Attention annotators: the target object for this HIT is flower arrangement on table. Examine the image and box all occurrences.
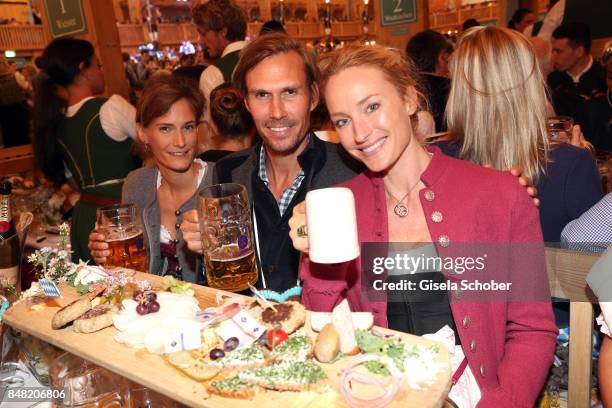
[22,223,153,303]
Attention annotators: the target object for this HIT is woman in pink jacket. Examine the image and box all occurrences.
[289,44,557,407]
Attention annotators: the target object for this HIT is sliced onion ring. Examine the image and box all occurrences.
[340,354,401,408]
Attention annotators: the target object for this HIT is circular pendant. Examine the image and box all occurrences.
[394,203,408,217]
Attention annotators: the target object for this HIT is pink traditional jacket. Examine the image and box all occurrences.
[300,147,557,407]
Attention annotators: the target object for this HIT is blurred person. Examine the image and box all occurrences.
[548,22,607,141]
[32,38,140,263]
[192,0,247,104]
[0,55,30,147]
[31,6,42,24]
[259,19,286,36]
[462,18,480,30]
[136,49,152,82]
[179,53,195,68]
[198,83,255,162]
[443,26,603,242]
[14,65,31,93]
[288,44,557,407]
[508,8,536,33]
[122,52,139,90]
[581,41,611,152]
[561,193,612,252]
[142,0,161,42]
[89,76,211,283]
[405,30,453,132]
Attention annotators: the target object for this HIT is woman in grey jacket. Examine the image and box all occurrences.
[88,76,211,283]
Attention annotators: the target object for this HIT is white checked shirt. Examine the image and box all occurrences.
[561,192,612,253]
[258,145,305,217]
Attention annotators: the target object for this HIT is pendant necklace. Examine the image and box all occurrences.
[385,178,422,218]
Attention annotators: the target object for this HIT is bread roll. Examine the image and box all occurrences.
[314,324,340,363]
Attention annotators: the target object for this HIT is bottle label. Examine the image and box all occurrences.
[0,194,10,233]
[0,266,19,287]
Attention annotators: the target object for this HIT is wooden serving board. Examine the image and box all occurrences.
[4,273,451,408]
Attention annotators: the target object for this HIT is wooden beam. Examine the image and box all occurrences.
[127,0,142,24]
[112,0,124,23]
[258,0,272,21]
[568,302,593,408]
[79,0,130,99]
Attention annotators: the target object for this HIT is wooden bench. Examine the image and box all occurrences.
[0,144,35,175]
[545,247,601,408]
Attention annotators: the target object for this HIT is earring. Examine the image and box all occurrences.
[144,143,150,152]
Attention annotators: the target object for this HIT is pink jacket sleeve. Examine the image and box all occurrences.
[299,253,355,312]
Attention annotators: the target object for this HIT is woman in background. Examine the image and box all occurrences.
[198,83,256,162]
[33,38,139,262]
[88,76,211,283]
[442,26,602,242]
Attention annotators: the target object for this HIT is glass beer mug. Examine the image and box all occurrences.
[96,204,147,271]
[197,183,258,292]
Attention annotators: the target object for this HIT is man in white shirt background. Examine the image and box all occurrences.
[192,0,248,106]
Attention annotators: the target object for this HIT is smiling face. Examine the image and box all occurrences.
[244,51,318,156]
[325,65,418,173]
[138,98,198,173]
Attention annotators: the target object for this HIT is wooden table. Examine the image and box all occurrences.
[4,273,451,407]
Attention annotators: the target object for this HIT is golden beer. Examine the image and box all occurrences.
[198,183,258,292]
[204,245,257,292]
[103,230,148,271]
[97,204,147,271]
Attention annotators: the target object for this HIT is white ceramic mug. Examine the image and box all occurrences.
[305,187,360,264]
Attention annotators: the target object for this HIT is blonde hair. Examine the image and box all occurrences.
[446,26,549,182]
[318,44,427,132]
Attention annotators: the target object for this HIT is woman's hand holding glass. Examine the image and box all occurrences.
[88,229,109,265]
[180,209,203,254]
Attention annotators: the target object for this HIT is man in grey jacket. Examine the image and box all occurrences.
[182,33,362,293]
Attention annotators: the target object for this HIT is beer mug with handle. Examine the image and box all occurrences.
[197,183,258,292]
[96,204,147,271]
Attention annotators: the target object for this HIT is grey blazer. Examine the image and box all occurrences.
[121,163,213,283]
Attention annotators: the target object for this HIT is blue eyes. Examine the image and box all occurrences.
[334,102,381,129]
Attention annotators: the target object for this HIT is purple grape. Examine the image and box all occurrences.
[209,348,225,360]
[223,337,239,351]
[132,290,143,301]
[146,292,157,302]
[147,301,160,313]
[136,303,149,315]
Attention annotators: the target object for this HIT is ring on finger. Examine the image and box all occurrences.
[297,225,308,238]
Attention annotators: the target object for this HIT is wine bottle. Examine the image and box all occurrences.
[0,182,21,295]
